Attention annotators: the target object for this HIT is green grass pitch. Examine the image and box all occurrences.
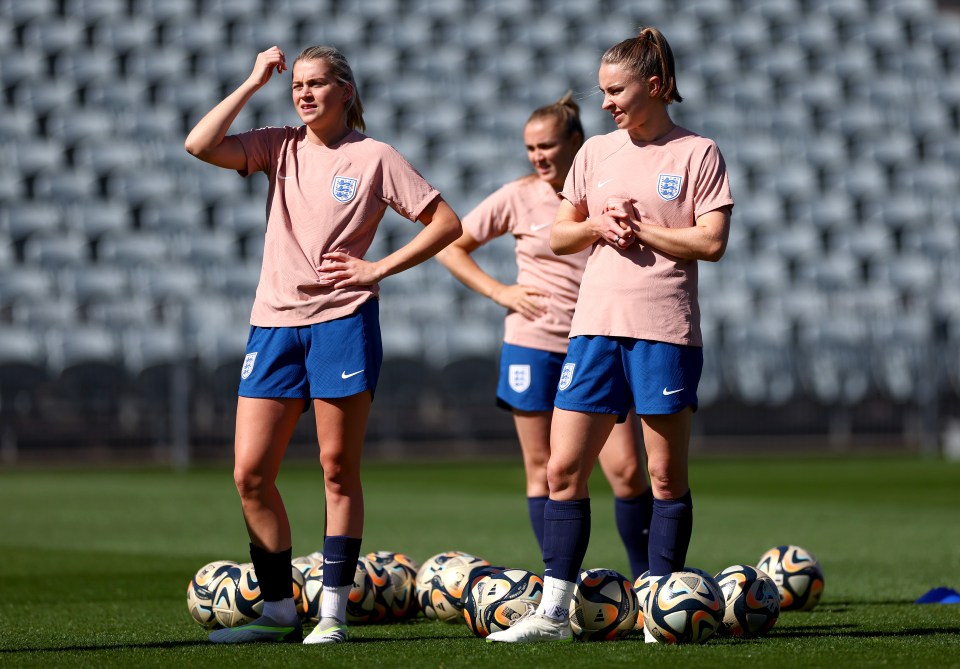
[1,455,959,668]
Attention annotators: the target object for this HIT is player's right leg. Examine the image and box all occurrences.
[209,395,306,644]
[489,407,617,644]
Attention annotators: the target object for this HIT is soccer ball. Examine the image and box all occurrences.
[462,568,542,638]
[292,553,323,578]
[645,571,725,644]
[756,545,824,611]
[714,564,780,637]
[632,570,656,630]
[186,560,237,628]
[569,568,639,641]
[415,551,490,622]
[347,556,394,624]
[212,563,261,628]
[212,563,306,627]
[366,551,421,620]
[301,563,324,622]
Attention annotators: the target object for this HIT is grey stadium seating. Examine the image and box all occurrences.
[0,0,958,452]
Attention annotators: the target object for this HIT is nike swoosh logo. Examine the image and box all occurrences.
[341,370,364,379]
[531,222,551,232]
[662,387,684,395]
[278,175,292,180]
[598,178,614,188]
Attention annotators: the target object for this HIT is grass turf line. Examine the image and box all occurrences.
[0,456,958,668]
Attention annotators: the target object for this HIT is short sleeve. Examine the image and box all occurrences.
[559,142,590,216]
[462,186,513,245]
[377,144,440,221]
[232,127,288,178]
[693,142,734,219]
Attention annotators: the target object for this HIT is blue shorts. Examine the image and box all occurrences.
[496,343,567,412]
[554,335,702,418]
[238,299,382,400]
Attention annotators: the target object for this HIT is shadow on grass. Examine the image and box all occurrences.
[771,625,960,639]
[0,640,209,654]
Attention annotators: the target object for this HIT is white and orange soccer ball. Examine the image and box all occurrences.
[756,545,824,611]
[462,568,541,637]
[186,560,238,628]
[714,564,780,637]
[644,570,725,644]
[569,568,639,641]
[415,551,490,622]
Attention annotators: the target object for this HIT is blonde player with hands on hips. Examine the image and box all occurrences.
[487,27,733,643]
[436,93,654,581]
[184,45,461,645]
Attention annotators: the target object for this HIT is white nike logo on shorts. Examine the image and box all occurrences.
[342,369,364,379]
[662,387,684,395]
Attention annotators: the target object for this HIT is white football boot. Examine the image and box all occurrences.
[486,610,572,643]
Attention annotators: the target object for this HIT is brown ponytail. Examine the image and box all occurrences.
[526,90,585,145]
[601,27,682,104]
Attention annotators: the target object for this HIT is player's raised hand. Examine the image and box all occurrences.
[491,284,550,320]
[247,46,287,88]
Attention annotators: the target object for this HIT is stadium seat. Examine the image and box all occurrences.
[59,264,130,306]
[22,233,91,269]
[52,47,121,86]
[64,201,132,242]
[0,107,38,142]
[0,267,56,308]
[98,232,171,268]
[32,169,101,204]
[11,298,80,328]
[1,201,64,243]
[73,137,146,176]
[0,326,49,429]
[46,108,118,145]
[159,14,228,50]
[45,325,129,424]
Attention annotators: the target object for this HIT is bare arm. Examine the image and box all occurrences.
[636,206,731,262]
[184,46,287,169]
[436,229,549,320]
[318,197,463,288]
[550,199,635,255]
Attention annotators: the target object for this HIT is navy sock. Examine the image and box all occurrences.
[527,495,548,553]
[249,543,293,602]
[615,489,653,580]
[323,535,362,587]
[648,490,693,576]
[542,498,591,583]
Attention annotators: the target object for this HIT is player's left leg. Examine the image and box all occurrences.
[642,408,694,576]
[303,391,372,645]
[598,411,653,580]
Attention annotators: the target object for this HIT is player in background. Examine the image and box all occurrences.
[184,45,461,645]
[487,27,733,643]
[436,93,653,581]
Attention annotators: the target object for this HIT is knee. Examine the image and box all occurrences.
[546,457,580,497]
[320,456,359,497]
[646,461,686,499]
[233,467,269,500]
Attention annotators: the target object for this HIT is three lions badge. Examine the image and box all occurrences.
[657,174,683,201]
[508,364,531,393]
[332,175,359,203]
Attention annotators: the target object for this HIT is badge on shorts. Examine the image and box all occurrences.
[657,174,683,201]
[332,175,359,203]
[558,363,576,391]
[241,352,257,380]
[508,364,531,393]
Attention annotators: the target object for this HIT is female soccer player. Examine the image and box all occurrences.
[436,93,653,580]
[184,45,461,644]
[487,27,733,643]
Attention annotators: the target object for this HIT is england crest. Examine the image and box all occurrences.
[508,364,531,393]
[558,363,576,391]
[331,175,359,203]
[657,174,683,201]
[241,352,257,380]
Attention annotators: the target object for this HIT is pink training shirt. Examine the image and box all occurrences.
[464,175,590,354]
[561,126,733,346]
[234,126,440,326]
